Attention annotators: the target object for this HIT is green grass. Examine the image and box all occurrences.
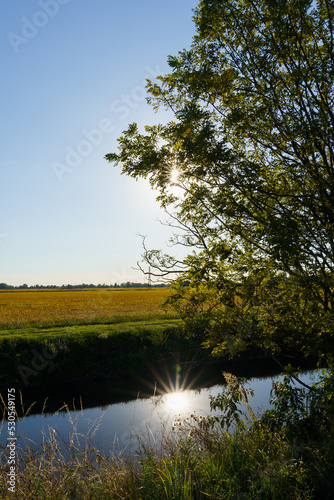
[0,315,181,338]
[0,310,180,331]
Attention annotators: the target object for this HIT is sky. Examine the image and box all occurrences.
[1,0,198,286]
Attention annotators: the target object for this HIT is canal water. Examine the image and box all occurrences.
[0,358,321,458]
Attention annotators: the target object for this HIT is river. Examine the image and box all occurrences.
[0,357,321,458]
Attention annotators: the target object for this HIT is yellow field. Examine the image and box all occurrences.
[0,288,172,328]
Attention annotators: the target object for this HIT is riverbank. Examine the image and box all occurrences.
[0,316,206,390]
[0,287,324,391]
[0,288,197,390]
[1,313,319,393]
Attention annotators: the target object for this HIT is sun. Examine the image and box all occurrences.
[167,166,184,198]
[170,167,180,185]
[163,391,189,413]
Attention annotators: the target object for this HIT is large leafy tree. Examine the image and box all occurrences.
[106,0,334,359]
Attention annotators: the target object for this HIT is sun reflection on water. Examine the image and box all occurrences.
[163,391,189,413]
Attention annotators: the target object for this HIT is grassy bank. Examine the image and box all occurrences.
[0,315,209,389]
[1,369,333,499]
[0,287,324,390]
[0,288,203,389]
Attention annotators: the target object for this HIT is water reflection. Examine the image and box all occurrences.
[0,357,320,458]
[163,391,190,413]
[0,356,304,418]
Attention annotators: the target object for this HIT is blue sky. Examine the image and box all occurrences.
[1,0,197,286]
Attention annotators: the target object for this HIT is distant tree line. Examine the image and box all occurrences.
[0,282,169,290]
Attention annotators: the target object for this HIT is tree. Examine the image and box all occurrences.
[106,0,334,359]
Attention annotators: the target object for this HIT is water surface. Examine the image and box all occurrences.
[0,358,321,458]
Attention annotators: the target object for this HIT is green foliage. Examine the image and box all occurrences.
[208,372,255,430]
[170,368,334,498]
[261,359,334,440]
[106,0,334,358]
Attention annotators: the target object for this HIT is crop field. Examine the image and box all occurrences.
[0,288,173,328]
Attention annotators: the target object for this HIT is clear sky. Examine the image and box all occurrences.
[1,0,197,286]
